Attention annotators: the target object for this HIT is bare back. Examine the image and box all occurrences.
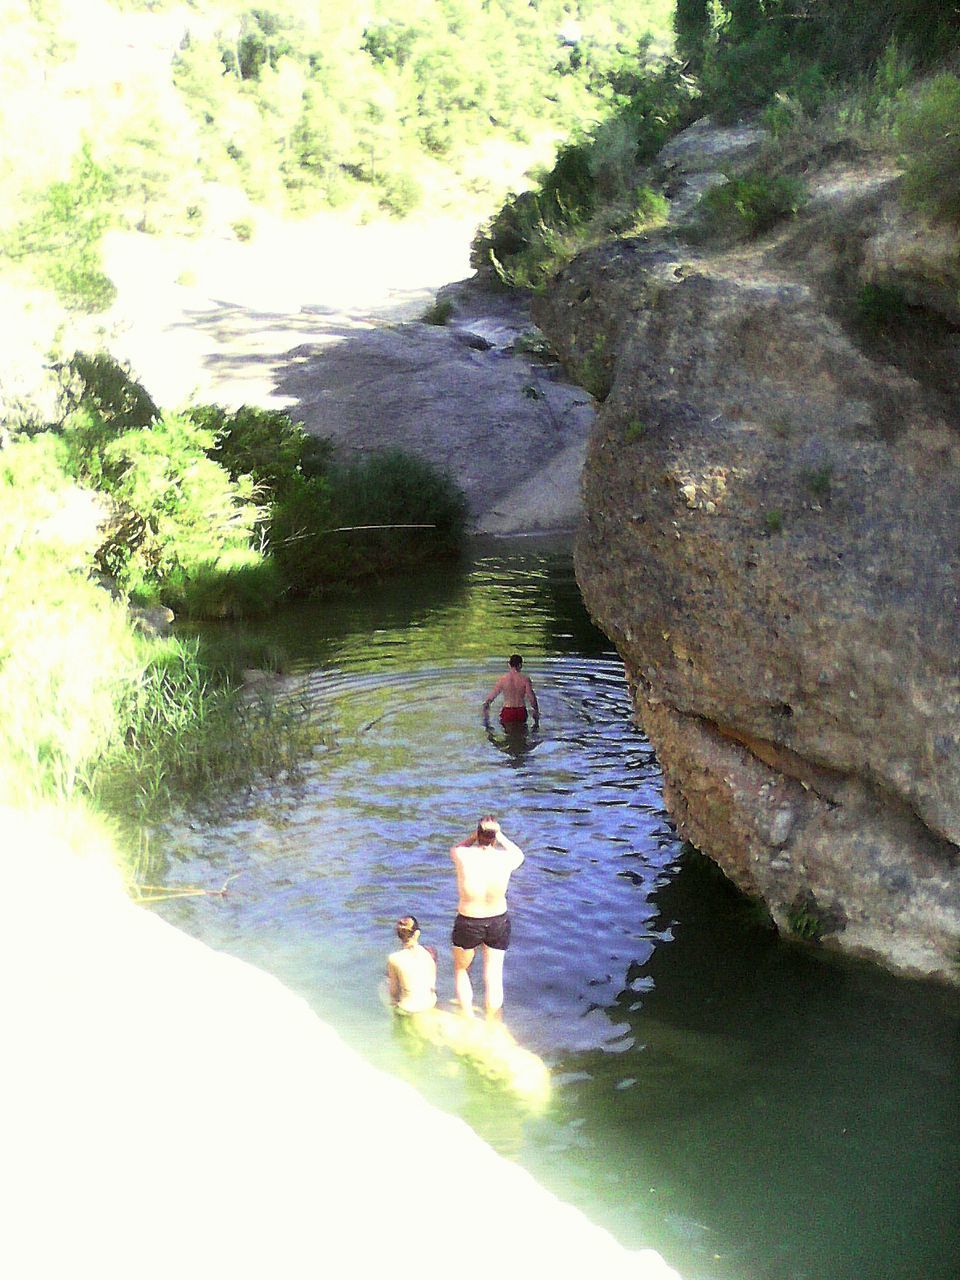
[386,944,437,1013]
[451,840,524,918]
[491,669,534,709]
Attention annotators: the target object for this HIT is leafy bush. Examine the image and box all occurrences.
[674,0,710,69]
[472,60,690,288]
[692,0,959,120]
[800,464,833,501]
[41,354,464,609]
[0,421,309,823]
[490,213,587,292]
[575,333,612,401]
[271,451,466,592]
[896,73,960,225]
[697,171,806,239]
[58,351,160,434]
[377,170,423,217]
[420,298,455,326]
[855,281,909,332]
[0,435,136,801]
[187,403,332,499]
[58,399,262,599]
[471,189,547,273]
[540,143,598,222]
[162,548,284,620]
[599,184,669,236]
[269,472,337,591]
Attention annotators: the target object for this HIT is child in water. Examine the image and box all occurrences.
[385,914,551,1107]
[385,915,438,1014]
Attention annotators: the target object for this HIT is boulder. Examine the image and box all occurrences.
[534,120,960,983]
[129,604,175,637]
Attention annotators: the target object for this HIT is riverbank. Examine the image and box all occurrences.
[2,809,680,1280]
[101,213,595,536]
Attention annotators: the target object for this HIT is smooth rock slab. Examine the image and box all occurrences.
[272,300,595,536]
[1,813,680,1280]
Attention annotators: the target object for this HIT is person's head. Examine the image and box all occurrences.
[476,815,499,845]
[395,915,420,944]
[509,654,522,670]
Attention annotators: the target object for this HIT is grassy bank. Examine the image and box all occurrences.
[476,1,960,289]
[1,350,467,873]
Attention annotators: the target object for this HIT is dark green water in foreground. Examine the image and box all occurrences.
[155,540,959,1280]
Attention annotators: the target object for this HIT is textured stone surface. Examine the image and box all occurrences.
[94,224,594,538]
[271,288,595,536]
[654,115,768,226]
[534,121,960,984]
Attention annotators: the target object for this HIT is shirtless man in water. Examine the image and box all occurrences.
[450,816,524,1019]
[482,654,539,727]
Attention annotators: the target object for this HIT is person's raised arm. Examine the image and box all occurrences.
[495,831,525,868]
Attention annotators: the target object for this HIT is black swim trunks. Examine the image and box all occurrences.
[451,911,511,951]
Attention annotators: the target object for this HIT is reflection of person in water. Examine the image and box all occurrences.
[385,916,437,1014]
[482,654,539,728]
[484,716,540,767]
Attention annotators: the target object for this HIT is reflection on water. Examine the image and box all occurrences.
[158,540,960,1280]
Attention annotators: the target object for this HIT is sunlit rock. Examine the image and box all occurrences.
[534,120,960,984]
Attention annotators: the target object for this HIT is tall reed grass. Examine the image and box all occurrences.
[84,636,313,823]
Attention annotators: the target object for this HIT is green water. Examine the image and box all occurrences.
[155,539,960,1280]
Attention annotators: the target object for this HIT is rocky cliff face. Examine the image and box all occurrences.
[534,120,960,984]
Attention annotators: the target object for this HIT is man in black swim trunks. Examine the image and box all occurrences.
[450,815,524,1020]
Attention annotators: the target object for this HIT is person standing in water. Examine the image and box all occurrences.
[386,916,437,1014]
[482,654,539,727]
[450,816,524,1020]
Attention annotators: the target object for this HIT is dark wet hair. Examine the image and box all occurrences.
[396,915,419,942]
[509,654,522,669]
[477,815,498,845]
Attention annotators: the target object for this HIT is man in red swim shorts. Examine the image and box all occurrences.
[482,654,539,728]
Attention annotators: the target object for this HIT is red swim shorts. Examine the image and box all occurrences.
[500,705,528,725]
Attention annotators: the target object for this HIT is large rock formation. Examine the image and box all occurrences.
[534,120,960,984]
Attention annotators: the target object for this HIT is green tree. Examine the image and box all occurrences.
[5,142,116,311]
[674,0,711,68]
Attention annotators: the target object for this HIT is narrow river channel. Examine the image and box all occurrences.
[153,538,960,1280]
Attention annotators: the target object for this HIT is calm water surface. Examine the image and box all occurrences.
[155,540,959,1280]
